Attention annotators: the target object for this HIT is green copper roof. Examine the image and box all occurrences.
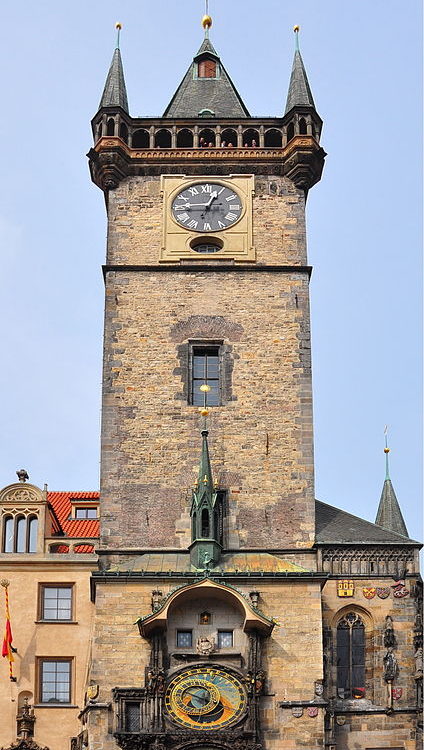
[192,430,216,509]
[375,478,409,538]
[99,47,129,113]
[284,49,316,114]
[163,35,249,118]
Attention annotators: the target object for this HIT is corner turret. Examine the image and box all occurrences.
[375,434,409,537]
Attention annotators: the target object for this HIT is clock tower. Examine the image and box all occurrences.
[80,13,421,750]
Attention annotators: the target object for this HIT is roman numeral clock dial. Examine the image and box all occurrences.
[171,182,243,233]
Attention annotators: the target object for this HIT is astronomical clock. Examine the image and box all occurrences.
[165,666,247,731]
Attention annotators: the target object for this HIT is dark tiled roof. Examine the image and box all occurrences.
[105,552,309,575]
[315,500,418,545]
[285,49,315,114]
[163,36,249,118]
[99,48,129,113]
[375,478,409,537]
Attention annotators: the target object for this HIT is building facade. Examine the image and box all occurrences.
[0,481,99,749]
[1,15,422,750]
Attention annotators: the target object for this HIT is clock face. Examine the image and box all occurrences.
[171,182,243,233]
[165,667,247,731]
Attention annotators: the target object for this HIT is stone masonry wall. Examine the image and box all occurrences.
[105,175,307,267]
[87,577,324,750]
[99,268,314,549]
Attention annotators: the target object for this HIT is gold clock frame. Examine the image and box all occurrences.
[160,174,255,263]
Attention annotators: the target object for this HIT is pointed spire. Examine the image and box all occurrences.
[284,26,316,115]
[193,430,215,508]
[163,14,249,118]
[99,23,129,113]
[375,430,409,538]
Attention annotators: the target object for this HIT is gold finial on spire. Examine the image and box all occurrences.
[115,22,122,49]
[202,0,212,31]
[293,25,300,32]
[384,425,390,454]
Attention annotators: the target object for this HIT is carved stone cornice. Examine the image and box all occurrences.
[88,136,325,192]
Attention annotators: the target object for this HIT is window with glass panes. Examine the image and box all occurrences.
[191,346,220,406]
[39,659,71,703]
[218,631,233,648]
[75,507,98,519]
[176,630,193,648]
[336,613,365,698]
[41,586,73,621]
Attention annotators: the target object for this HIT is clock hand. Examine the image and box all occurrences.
[205,190,218,209]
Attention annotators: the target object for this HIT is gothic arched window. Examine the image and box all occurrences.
[337,612,365,699]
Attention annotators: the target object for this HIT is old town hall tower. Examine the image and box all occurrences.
[81,14,422,750]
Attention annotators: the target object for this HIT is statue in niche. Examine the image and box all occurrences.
[414,646,423,679]
[196,635,215,656]
[383,615,397,648]
[151,590,163,612]
[383,649,399,682]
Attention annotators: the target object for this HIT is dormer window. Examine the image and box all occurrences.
[75,507,98,520]
[198,59,217,78]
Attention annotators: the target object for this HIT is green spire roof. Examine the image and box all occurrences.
[284,48,316,115]
[99,47,129,113]
[192,430,216,509]
[163,35,249,117]
[375,449,409,538]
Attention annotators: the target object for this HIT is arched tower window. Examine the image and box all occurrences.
[198,59,217,78]
[243,129,259,147]
[264,129,282,147]
[337,612,365,699]
[299,117,307,135]
[106,118,115,136]
[201,509,210,538]
[287,122,295,142]
[119,122,128,143]
[198,128,215,147]
[192,512,197,541]
[177,129,193,148]
[132,129,150,148]
[221,128,237,147]
[155,129,172,148]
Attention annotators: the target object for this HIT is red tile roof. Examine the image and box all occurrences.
[47,492,99,541]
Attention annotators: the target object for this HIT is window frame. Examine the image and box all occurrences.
[74,507,98,520]
[176,630,193,649]
[2,513,38,553]
[332,608,373,702]
[217,630,234,649]
[37,657,73,705]
[38,584,75,623]
[189,342,222,407]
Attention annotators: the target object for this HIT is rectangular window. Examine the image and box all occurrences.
[40,585,73,621]
[39,659,72,704]
[75,507,98,519]
[191,346,220,406]
[176,630,193,648]
[125,702,141,732]
[218,631,233,649]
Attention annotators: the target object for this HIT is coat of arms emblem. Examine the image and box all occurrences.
[307,707,319,717]
[391,581,409,598]
[362,587,376,599]
[376,587,390,599]
[392,687,402,700]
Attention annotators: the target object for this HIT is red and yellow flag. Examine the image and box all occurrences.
[1,580,15,680]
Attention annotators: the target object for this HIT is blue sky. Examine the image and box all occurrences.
[0,1,422,541]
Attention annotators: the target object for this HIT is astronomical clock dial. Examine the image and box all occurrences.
[165,667,247,731]
[171,182,243,232]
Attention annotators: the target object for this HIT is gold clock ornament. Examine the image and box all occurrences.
[165,666,247,731]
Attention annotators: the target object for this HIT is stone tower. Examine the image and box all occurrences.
[81,17,422,750]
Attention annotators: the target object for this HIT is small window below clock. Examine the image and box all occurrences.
[190,237,223,254]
